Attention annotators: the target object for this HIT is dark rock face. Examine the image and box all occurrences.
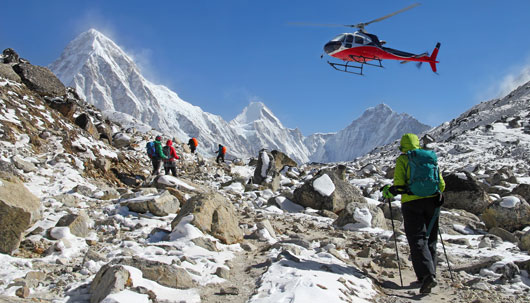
[443,172,492,215]
[293,166,365,213]
[45,97,77,119]
[3,48,20,64]
[12,63,66,97]
[75,113,98,138]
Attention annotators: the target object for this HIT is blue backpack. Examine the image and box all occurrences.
[407,149,440,196]
[146,141,156,158]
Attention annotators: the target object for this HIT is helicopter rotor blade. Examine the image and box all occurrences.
[356,3,421,28]
[288,22,347,27]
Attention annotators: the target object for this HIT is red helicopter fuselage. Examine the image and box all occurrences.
[324,31,440,73]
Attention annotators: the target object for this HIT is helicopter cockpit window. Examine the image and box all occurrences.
[331,34,346,42]
[344,35,353,48]
[354,36,364,44]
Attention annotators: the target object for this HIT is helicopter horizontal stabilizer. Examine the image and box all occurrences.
[429,42,441,73]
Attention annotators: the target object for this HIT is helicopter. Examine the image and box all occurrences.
[301,3,440,75]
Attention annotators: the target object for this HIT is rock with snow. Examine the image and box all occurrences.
[0,177,41,254]
[481,195,530,232]
[443,171,493,215]
[3,48,20,64]
[13,63,66,97]
[112,132,131,149]
[89,264,131,303]
[114,257,195,289]
[0,63,21,82]
[293,166,365,213]
[170,192,243,244]
[512,184,530,203]
[11,155,37,173]
[334,202,387,230]
[75,113,99,138]
[45,97,77,119]
[55,212,90,238]
[123,190,180,217]
[253,149,280,191]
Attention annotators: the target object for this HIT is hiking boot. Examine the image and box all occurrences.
[419,275,437,294]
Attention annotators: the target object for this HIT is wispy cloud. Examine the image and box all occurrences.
[497,59,530,98]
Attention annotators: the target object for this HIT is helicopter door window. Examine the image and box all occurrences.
[344,35,353,48]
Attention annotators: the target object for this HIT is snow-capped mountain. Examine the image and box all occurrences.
[50,29,430,163]
[229,102,310,162]
[310,104,431,162]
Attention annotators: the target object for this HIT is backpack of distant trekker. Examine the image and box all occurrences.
[162,145,171,160]
[406,149,440,196]
[221,146,227,154]
[192,137,198,147]
[146,141,156,158]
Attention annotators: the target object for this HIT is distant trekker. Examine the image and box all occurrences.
[382,133,445,294]
[188,137,198,154]
[216,144,226,164]
[147,136,168,174]
[162,139,179,176]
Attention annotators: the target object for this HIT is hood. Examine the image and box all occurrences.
[166,139,173,146]
[399,133,420,153]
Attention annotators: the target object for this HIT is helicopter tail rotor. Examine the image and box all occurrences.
[429,42,441,73]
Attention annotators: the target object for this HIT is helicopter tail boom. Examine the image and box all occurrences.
[429,42,441,73]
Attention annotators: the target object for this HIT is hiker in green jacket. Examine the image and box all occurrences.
[152,135,168,174]
[383,133,445,294]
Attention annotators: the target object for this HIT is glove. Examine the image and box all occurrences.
[382,185,395,199]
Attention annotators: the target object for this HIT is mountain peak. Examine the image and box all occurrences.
[231,101,280,125]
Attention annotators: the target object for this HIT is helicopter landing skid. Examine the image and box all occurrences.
[327,56,383,75]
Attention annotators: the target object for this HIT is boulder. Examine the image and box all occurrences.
[271,150,297,170]
[2,48,20,64]
[75,113,98,138]
[443,172,492,215]
[0,64,21,82]
[89,264,131,303]
[170,192,243,244]
[512,184,530,203]
[293,165,365,213]
[112,132,131,148]
[114,257,195,289]
[123,190,180,217]
[481,195,530,232]
[96,123,113,145]
[0,177,41,254]
[55,212,90,238]
[334,202,388,230]
[253,149,280,191]
[520,230,530,252]
[45,97,77,119]
[12,63,66,96]
[11,155,37,173]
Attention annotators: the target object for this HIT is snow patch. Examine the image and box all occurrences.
[500,196,520,208]
[312,174,335,196]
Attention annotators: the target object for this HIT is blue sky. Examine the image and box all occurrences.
[2,0,530,135]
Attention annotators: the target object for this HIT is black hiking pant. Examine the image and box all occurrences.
[151,157,162,175]
[401,196,439,281]
[216,154,224,164]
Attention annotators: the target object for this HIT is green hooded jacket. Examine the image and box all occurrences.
[154,140,168,159]
[394,133,445,203]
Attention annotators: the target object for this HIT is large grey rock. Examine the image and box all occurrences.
[481,195,530,232]
[443,172,492,215]
[293,165,365,213]
[253,149,280,191]
[0,63,21,82]
[520,230,530,252]
[13,63,66,96]
[123,190,180,217]
[55,212,90,238]
[334,202,388,230]
[512,184,530,203]
[115,257,195,289]
[170,192,243,244]
[89,264,130,303]
[0,177,41,254]
[11,155,37,173]
[112,132,131,148]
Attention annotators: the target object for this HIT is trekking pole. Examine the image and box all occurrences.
[387,198,404,288]
[438,228,455,283]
